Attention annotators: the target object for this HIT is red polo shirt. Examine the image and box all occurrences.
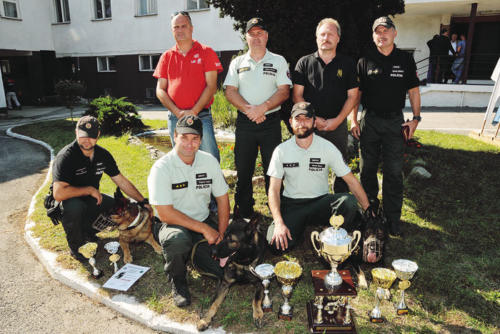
[153,40,223,110]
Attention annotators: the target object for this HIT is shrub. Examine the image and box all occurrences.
[85,96,146,136]
[211,89,237,130]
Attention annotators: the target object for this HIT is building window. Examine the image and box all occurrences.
[186,0,208,11]
[145,87,155,99]
[0,60,11,75]
[136,0,157,16]
[93,0,111,20]
[97,56,116,72]
[1,0,20,18]
[139,54,160,71]
[54,0,70,23]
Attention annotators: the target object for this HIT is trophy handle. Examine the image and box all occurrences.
[310,231,321,256]
[249,266,258,278]
[350,230,361,253]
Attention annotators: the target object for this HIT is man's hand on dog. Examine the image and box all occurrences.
[203,226,222,245]
[271,221,292,251]
[89,187,103,205]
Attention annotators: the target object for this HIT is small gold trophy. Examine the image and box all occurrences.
[392,259,418,315]
[370,268,397,323]
[274,261,302,320]
[78,242,102,279]
[104,241,121,273]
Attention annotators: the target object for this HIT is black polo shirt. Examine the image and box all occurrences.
[293,52,359,119]
[52,140,120,190]
[357,46,420,115]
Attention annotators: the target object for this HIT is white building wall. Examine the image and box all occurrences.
[52,0,243,58]
[0,0,54,51]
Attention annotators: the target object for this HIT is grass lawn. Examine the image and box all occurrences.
[13,118,500,334]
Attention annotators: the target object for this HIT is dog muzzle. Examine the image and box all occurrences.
[91,213,118,231]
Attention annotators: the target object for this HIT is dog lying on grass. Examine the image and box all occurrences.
[196,216,267,331]
[109,188,162,263]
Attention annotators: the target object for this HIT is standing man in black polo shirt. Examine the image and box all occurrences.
[293,18,359,193]
[351,17,421,236]
[52,116,152,261]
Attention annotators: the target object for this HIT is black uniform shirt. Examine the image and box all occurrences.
[52,140,120,190]
[294,52,359,119]
[357,46,420,115]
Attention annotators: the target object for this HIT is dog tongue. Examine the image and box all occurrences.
[219,257,229,267]
[367,252,377,263]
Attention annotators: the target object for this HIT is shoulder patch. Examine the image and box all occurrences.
[172,182,188,189]
[237,67,250,74]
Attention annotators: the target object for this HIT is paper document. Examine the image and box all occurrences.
[102,263,150,291]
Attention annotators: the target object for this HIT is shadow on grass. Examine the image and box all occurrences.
[392,136,500,330]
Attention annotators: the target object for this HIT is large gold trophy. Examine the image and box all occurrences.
[307,215,361,333]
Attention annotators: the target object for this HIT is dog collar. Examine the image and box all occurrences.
[125,206,148,230]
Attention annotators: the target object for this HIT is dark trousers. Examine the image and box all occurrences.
[316,119,349,193]
[60,195,115,255]
[234,112,281,217]
[266,193,359,249]
[359,112,404,223]
[154,217,223,280]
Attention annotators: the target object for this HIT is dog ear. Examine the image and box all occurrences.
[114,187,124,200]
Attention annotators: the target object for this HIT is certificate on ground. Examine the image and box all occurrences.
[103,263,150,291]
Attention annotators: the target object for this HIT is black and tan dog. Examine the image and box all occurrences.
[196,216,267,331]
[109,188,162,263]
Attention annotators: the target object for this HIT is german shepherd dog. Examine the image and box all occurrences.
[196,216,267,331]
[109,188,162,263]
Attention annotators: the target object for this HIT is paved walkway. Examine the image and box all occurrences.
[0,104,498,333]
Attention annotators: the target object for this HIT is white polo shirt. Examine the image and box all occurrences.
[148,149,229,222]
[223,49,292,114]
[267,134,351,199]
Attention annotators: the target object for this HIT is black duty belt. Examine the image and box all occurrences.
[366,109,403,119]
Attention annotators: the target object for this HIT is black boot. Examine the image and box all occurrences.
[171,276,191,307]
[388,219,402,236]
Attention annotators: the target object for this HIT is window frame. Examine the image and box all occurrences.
[96,56,116,73]
[135,0,157,17]
[138,54,160,72]
[186,0,209,12]
[92,0,111,20]
[0,59,11,75]
[53,0,70,23]
[1,0,21,19]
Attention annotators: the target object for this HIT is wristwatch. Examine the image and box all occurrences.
[412,115,422,122]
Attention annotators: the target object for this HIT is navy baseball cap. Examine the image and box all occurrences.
[176,115,203,136]
[76,116,100,139]
[372,16,395,31]
[291,102,315,118]
[246,17,266,33]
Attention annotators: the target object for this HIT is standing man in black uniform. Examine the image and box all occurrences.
[351,17,421,236]
[293,18,359,193]
[52,116,152,261]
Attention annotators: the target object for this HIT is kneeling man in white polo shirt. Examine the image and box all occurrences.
[267,102,372,251]
[148,115,230,307]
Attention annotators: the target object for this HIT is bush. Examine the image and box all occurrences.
[55,80,86,121]
[211,89,237,130]
[85,96,146,136]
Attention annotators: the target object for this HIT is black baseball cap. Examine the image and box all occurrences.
[176,115,203,136]
[246,17,266,33]
[291,102,315,118]
[372,16,395,31]
[76,116,100,139]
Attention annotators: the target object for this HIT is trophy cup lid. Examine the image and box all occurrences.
[318,215,352,246]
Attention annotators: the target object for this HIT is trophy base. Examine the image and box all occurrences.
[396,308,409,315]
[92,272,103,279]
[369,315,385,323]
[307,301,356,333]
[278,308,293,321]
[262,305,273,313]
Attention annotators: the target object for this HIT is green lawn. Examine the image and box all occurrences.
[14,119,500,334]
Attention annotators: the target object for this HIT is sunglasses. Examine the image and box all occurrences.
[171,11,190,19]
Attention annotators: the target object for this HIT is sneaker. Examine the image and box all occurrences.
[388,220,402,236]
[171,276,191,307]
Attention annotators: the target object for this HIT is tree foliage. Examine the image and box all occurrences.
[209,0,405,65]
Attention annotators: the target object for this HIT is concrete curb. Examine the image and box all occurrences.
[6,126,226,334]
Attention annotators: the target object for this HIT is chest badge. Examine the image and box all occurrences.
[337,69,343,78]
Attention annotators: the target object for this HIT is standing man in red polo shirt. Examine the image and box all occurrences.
[154,11,223,162]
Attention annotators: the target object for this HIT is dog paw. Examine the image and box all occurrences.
[254,317,264,329]
[196,320,209,332]
[123,255,133,264]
